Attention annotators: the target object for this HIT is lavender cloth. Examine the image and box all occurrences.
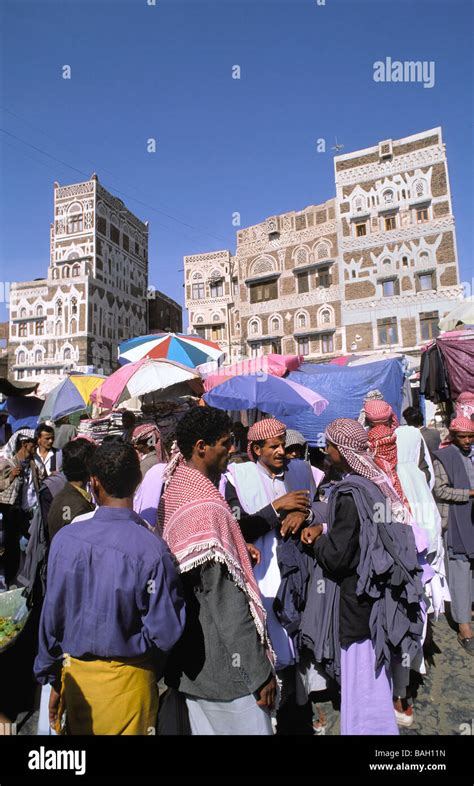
[341,639,398,735]
[133,462,166,528]
[34,506,186,685]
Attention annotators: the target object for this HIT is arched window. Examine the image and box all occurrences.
[212,313,220,322]
[297,313,307,329]
[68,250,80,260]
[315,243,330,260]
[249,319,259,335]
[55,320,61,336]
[36,304,43,317]
[20,307,27,318]
[353,196,364,213]
[62,266,70,278]
[195,315,204,324]
[414,179,425,198]
[56,299,63,316]
[34,350,43,364]
[401,189,407,200]
[53,268,59,279]
[63,348,72,360]
[271,317,280,333]
[72,265,80,277]
[382,257,391,267]
[320,309,331,324]
[295,248,308,266]
[67,203,83,234]
[71,297,78,316]
[17,350,26,364]
[382,189,394,205]
[418,250,430,264]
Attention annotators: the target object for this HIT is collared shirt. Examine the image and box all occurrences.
[256,461,314,523]
[35,449,61,478]
[34,506,186,685]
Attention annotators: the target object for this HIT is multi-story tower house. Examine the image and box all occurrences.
[335,127,462,353]
[184,127,463,362]
[8,175,149,379]
[184,200,343,362]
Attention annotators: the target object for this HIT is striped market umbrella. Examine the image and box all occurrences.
[39,374,105,422]
[118,333,225,369]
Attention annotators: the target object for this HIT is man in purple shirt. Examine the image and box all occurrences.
[34,441,186,735]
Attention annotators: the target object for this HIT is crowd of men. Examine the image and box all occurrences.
[0,395,472,736]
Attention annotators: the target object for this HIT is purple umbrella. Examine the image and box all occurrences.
[202,373,328,419]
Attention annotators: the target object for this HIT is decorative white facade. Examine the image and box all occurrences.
[9,175,149,379]
[184,128,463,362]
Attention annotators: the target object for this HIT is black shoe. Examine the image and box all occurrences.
[457,635,474,655]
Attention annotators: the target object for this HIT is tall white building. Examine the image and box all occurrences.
[9,175,149,379]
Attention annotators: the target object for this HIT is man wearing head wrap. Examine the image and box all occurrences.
[299,418,424,735]
[223,417,320,734]
[158,407,275,735]
[363,399,408,508]
[0,429,40,587]
[130,423,167,479]
[433,417,474,654]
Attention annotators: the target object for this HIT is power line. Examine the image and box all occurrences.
[0,110,233,247]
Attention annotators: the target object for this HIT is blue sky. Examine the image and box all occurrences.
[1,0,473,327]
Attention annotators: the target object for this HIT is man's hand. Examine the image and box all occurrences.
[246,542,261,565]
[301,524,324,545]
[48,685,61,731]
[9,467,21,478]
[273,490,310,514]
[280,511,307,538]
[256,674,276,710]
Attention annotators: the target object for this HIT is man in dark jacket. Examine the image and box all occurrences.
[433,417,474,654]
[47,439,96,542]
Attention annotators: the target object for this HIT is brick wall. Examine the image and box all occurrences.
[345,323,374,351]
[435,232,455,264]
[433,201,450,218]
[439,266,458,286]
[401,276,413,291]
[393,134,439,156]
[431,163,448,197]
[345,281,376,300]
[401,318,417,346]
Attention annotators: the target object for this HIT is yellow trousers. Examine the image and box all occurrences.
[57,654,159,735]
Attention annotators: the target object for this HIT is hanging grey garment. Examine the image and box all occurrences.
[299,559,341,683]
[300,475,424,684]
[274,538,314,651]
[17,503,48,608]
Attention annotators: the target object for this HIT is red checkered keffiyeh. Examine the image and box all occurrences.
[158,462,274,664]
[362,401,407,505]
[246,418,286,461]
[449,416,474,433]
[325,418,410,523]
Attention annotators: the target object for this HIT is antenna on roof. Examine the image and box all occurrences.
[331,137,344,153]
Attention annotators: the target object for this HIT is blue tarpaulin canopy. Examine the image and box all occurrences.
[284,358,405,446]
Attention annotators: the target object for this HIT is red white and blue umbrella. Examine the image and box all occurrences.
[118,333,224,369]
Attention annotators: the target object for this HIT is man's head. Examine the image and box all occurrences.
[324,418,370,475]
[403,406,424,428]
[15,431,36,459]
[62,438,97,485]
[121,411,136,431]
[285,429,307,461]
[89,442,142,505]
[364,400,393,427]
[449,417,474,454]
[35,424,55,453]
[176,407,233,478]
[247,418,287,473]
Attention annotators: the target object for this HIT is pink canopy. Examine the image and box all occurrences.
[203,354,303,392]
